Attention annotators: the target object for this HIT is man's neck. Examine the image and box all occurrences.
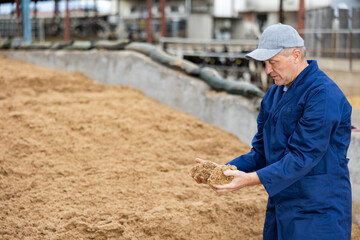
[286,59,309,88]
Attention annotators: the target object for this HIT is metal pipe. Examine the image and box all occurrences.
[21,0,31,43]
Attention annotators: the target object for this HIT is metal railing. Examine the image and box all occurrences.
[0,18,45,42]
[159,37,258,58]
[0,19,21,38]
[158,37,270,90]
[300,28,360,71]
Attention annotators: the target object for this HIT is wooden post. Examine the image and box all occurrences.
[54,0,59,17]
[34,0,38,19]
[147,0,152,43]
[279,0,284,23]
[65,0,70,43]
[160,0,166,37]
[15,0,21,37]
[15,0,20,17]
[297,0,305,38]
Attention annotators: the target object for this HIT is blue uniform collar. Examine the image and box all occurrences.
[290,60,318,89]
[271,60,319,115]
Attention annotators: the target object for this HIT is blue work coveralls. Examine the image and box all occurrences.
[228,60,352,240]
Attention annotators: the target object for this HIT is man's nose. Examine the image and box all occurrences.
[265,63,273,74]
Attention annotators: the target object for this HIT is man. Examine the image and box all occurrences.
[191,23,352,239]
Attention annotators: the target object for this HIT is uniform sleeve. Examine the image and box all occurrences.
[256,85,335,197]
[226,99,266,172]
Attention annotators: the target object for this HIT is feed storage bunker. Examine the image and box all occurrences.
[3,49,360,226]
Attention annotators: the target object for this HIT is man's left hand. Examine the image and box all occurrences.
[211,171,261,193]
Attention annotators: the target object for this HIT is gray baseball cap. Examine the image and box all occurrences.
[246,23,304,61]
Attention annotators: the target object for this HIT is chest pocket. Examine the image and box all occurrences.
[280,105,303,136]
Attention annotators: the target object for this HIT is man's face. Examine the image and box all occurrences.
[264,50,298,87]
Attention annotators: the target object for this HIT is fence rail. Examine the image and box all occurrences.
[0,18,45,42]
[304,7,360,71]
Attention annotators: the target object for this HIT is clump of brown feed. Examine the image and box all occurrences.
[190,162,237,185]
[190,161,217,183]
[207,165,237,185]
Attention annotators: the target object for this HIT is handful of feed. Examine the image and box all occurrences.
[190,161,237,185]
[208,165,237,185]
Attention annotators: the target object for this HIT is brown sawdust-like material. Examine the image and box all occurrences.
[190,162,237,185]
[208,165,237,185]
[0,55,359,240]
[190,161,217,182]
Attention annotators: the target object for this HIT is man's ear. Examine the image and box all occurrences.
[292,49,301,63]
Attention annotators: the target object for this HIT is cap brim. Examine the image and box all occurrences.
[245,48,282,61]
